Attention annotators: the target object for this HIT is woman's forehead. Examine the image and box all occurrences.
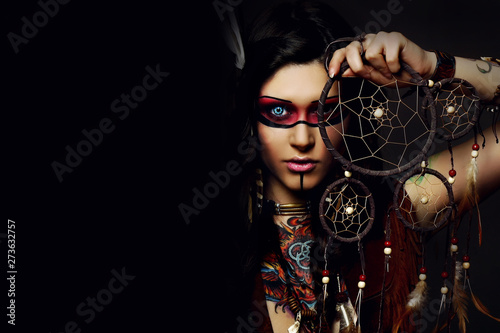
[259,62,338,106]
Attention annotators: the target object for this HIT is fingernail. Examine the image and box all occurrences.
[329,70,335,78]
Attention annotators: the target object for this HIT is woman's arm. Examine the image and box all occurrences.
[406,126,500,222]
[454,57,500,103]
[328,32,500,222]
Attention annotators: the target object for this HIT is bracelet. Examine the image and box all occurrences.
[430,50,456,81]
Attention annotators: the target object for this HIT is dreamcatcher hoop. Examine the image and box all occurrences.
[425,77,481,141]
[319,177,375,243]
[317,60,437,177]
[393,166,455,232]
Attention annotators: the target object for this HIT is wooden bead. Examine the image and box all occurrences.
[441,286,449,294]
[322,276,330,284]
[462,262,471,269]
[471,150,479,158]
[419,274,427,281]
[344,170,352,178]
[446,105,456,114]
[373,108,384,119]
[358,281,366,289]
[384,247,392,255]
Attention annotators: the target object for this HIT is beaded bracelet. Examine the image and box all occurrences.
[430,50,456,81]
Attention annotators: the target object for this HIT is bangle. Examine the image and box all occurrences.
[430,50,456,81]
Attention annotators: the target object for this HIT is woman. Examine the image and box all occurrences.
[232,1,500,332]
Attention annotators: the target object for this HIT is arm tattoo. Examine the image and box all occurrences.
[476,59,492,74]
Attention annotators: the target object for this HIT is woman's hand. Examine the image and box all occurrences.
[327,31,437,84]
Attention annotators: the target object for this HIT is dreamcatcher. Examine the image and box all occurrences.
[315,36,499,332]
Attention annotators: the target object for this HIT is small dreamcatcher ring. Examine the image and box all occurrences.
[393,166,455,232]
[317,60,437,177]
[319,177,375,243]
[425,77,481,141]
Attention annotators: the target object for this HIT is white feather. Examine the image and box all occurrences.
[407,280,428,309]
[223,11,245,69]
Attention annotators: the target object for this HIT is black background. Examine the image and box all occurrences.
[4,0,499,332]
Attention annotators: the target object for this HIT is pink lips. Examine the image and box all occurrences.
[286,158,317,172]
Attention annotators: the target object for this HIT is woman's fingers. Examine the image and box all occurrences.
[327,31,418,85]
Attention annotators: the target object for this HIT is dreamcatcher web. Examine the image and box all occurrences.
[394,167,455,231]
[320,71,436,176]
[320,178,375,242]
[429,79,480,140]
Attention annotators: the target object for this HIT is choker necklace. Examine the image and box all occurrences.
[265,200,311,215]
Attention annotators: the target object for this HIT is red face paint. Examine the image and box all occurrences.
[256,96,341,128]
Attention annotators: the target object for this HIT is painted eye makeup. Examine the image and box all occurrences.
[256,96,342,128]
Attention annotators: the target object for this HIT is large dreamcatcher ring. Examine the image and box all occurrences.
[393,165,455,232]
[319,176,375,242]
[317,58,437,177]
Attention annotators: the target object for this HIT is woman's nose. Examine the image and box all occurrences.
[289,123,315,152]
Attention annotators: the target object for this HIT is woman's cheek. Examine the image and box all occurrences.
[257,125,282,169]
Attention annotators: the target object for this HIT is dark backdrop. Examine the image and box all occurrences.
[4,0,499,332]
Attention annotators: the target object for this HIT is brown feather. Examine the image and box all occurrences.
[468,281,500,323]
[392,280,428,333]
[453,262,469,332]
[457,158,482,245]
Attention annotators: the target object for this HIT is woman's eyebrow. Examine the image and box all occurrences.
[258,96,293,103]
[258,95,339,104]
[311,95,339,103]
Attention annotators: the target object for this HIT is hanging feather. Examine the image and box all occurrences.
[334,300,357,333]
[453,261,469,333]
[466,277,500,323]
[432,287,448,333]
[222,11,245,69]
[457,156,482,245]
[392,280,428,333]
[354,288,363,333]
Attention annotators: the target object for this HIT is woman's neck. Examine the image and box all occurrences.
[265,174,309,205]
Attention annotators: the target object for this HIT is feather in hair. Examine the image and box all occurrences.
[222,11,245,69]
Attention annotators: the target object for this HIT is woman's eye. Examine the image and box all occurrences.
[270,106,287,117]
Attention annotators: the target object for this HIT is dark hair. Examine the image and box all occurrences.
[235,1,354,137]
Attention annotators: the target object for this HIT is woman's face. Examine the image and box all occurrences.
[257,61,346,201]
